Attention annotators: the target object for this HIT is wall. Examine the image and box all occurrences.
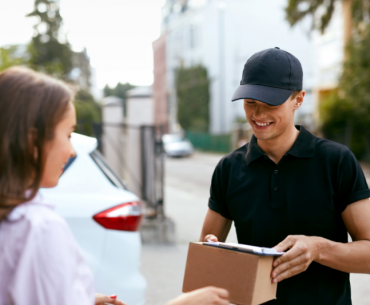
[126,87,154,196]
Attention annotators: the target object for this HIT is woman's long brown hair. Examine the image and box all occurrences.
[0,67,73,220]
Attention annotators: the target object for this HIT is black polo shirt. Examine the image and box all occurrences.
[208,125,370,305]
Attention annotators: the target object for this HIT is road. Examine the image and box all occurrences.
[141,151,370,305]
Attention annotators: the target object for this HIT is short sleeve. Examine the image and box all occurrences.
[337,149,370,212]
[8,215,95,305]
[208,159,232,220]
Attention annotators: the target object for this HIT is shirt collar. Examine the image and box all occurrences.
[245,125,316,166]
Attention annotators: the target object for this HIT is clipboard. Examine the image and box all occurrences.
[203,241,285,256]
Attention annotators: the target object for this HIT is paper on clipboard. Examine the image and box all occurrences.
[203,240,285,256]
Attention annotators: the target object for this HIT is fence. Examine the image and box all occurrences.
[140,125,165,219]
[185,130,231,153]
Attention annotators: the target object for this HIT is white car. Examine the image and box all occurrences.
[162,134,194,157]
[40,133,146,305]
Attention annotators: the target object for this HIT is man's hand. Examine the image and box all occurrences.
[95,293,126,305]
[271,235,323,283]
[204,234,218,242]
[166,287,229,305]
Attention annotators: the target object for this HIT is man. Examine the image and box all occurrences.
[200,47,370,305]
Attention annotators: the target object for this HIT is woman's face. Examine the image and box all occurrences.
[40,102,76,188]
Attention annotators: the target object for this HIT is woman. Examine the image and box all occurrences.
[0,67,229,305]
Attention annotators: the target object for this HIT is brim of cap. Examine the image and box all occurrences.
[231,84,293,106]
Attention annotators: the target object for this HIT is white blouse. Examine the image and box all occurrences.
[0,193,95,305]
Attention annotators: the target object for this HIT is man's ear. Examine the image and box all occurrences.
[293,90,305,110]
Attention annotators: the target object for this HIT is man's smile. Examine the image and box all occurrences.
[253,120,273,128]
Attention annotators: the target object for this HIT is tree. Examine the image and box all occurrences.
[285,0,367,33]
[27,0,98,132]
[0,1,99,136]
[26,0,92,89]
[27,0,74,80]
[176,65,210,132]
[286,0,370,159]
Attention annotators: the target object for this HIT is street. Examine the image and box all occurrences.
[141,151,370,305]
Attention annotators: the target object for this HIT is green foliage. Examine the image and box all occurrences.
[320,28,370,159]
[104,82,135,116]
[27,0,74,80]
[1,1,91,89]
[0,45,27,72]
[285,0,368,33]
[176,65,210,132]
[74,90,102,136]
[285,0,335,33]
[1,1,96,137]
[285,0,370,159]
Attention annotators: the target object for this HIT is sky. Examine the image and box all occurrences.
[0,0,166,89]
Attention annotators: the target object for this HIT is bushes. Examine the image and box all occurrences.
[176,65,210,132]
[319,26,370,160]
[284,0,370,160]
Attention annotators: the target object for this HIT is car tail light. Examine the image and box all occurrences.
[93,201,143,231]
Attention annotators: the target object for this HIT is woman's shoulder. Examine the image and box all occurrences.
[0,192,78,275]
[0,194,95,305]
[3,193,73,247]
[7,193,67,229]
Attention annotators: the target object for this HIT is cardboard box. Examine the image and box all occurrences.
[182,242,277,305]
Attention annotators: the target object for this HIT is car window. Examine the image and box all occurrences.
[90,150,127,190]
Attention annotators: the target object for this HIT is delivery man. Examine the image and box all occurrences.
[200,47,370,305]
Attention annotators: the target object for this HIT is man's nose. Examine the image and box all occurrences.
[254,104,267,118]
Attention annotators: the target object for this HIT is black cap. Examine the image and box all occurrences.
[232,47,303,105]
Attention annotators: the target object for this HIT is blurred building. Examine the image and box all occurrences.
[154,0,316,135]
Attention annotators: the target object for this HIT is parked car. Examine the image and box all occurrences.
[40,133,146,305]
[162,134,194,157]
